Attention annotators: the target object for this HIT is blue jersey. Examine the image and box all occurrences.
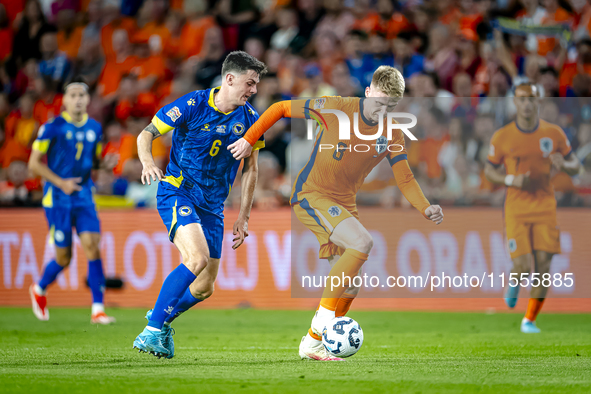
[33,112,102,208]
[151,87,265,213]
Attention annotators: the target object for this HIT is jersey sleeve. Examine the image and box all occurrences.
[487,130,504,167]
[95,123,104,158]
[555,126,573,158]
[32,122,57,154]
[151,94,194,135]
[386,128,407,167]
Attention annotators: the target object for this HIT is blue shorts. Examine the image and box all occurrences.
[157,186,224,259]
[44,204,101,248]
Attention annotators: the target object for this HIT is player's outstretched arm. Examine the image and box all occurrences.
[391,159,443,224]
[28,149,82,195]
[232,150,260,250]
[228,100,308,160]
[137,123,164,185]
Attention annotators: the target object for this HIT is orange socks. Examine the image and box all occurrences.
[336,293,355,317]
[525,298,545,321]
[319,249,368,309]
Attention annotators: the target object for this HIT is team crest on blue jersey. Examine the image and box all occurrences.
[216,125,227,134]
[375,136,387,154]
[179,206,192,216]
[328,206,341,217]
[539,137,553,157]
[166,106,182,122]
[66,131,73,140]
[201,123,210,131]
[86,130,96,142]
[232,122,245,135]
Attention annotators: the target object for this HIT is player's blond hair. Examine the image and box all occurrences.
[371,66,405,97]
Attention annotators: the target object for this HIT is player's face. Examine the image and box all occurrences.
[63,86,90,115]
[513,86,539,120]
[230,70,260,106]
[364,84,401,123]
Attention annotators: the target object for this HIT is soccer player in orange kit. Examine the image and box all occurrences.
[228,66,444,360]
[485,83,580,333]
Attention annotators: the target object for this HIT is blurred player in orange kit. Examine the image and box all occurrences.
[228,66,444,360]
[485,83,580,333]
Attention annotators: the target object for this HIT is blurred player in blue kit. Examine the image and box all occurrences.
[132,51,267,358]
[28,80,116,325]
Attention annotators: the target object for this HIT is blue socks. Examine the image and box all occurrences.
[38,260,65,290]
[165,287,203,324]
[148,264,197,330]
[87,259,106,304]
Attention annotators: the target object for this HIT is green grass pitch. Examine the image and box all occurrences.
[0,307,589,393]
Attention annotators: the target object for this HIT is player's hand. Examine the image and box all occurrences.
[425,205,444,225]
[549,152,565,171]
[141,163,163,185]
[58,177,83,195]
[511,172,530,189]
[232,217,249,250]
[227,138,253,160]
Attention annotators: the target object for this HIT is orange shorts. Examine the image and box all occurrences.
[505,217,561,259]
[292,194,358,259]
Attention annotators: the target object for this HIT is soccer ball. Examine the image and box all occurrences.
[321,317,364,358]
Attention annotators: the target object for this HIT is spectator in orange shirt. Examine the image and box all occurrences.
[4,93,38,166]
[133,0,171,57]
[32,76,63,124]
[418,106,449,180]
[351,0,381,34]
[97,28,136,102]
[377,0,410,39]
[179,0,216,59]
[113,74,158,126]
[130,39,165,92]
[56,9,83,60]
[113,113,167,175]
[101,0,136,61]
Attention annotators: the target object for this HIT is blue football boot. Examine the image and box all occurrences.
[521,319,541,334]
[145,309,175,359]
[133,327,170,358]
[504,284,520,309]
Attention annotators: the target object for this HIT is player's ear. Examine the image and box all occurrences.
[365,86,371,97]
[226,72,234,86]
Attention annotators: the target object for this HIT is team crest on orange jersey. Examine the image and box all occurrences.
[375,135,388,154]
[328,206,342,217]
[539,137,553,157]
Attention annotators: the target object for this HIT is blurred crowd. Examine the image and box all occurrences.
[0,0,591,209]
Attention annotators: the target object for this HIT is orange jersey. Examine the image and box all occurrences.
[243,98,431,215]
[487,119,572,220]
[290,97,406,206]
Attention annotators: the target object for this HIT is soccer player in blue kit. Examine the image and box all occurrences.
[133,51,267,358]
[28,81,116,325]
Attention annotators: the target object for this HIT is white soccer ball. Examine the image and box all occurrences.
[321,317,364,358]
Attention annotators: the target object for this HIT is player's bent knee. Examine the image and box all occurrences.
[55,250,72,267]
[193,285,214,300]
[348,231,373,254]
[183,254,209,275]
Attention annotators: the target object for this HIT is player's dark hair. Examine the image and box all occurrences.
[64,76,89,94]
[221,51,268,79]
